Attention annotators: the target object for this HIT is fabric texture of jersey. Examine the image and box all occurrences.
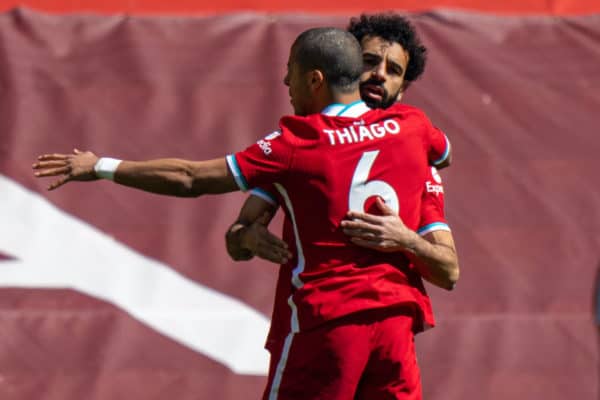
[264,165,449,353]
[226,101,450,335]
[262,308,421,400]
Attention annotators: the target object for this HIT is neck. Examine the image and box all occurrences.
[305,86,362,115]
[311,91,361,114]
[331,91,362,106]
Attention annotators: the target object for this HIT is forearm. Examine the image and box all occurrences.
[112,158,235,197]
[33,150,237,195]
[402,231,459,290]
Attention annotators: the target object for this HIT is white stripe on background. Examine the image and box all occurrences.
[0,174,269,375]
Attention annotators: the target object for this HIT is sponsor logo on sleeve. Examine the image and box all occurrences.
[426,166,444,195]
[258,130,282,155]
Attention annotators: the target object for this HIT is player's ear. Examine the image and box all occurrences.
[308,69,325,91]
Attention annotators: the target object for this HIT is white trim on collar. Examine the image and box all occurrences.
[321,101,371,118]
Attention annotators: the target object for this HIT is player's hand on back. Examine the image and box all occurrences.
[226,223,256,261]
[227,211,291,264]
[241,217,292,264]
[33,149,99,190]
[341,197,416,253]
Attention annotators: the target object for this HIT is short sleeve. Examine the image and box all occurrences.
[422,113,450,167]
[226,128,293,191]
[417,167,451,236]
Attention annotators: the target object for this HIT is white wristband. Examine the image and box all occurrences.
[94,157,122,181]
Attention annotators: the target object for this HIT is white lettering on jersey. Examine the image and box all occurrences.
[0,175,269,375]
[426,166,444,195]
[426,181,444,195]
[258,139,272,155]
[358,125,374,141]
[383,120,401,134]
[323,119,401,146]
[258,130,282,155]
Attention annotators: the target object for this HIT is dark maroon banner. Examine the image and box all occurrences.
[0,1,599,15]
[0,8,598,400]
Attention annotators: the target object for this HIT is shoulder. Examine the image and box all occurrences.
[383,104,436,136]
[361,104,429,128]
[386,103,420,113]
[387,103,429,119]
[279,114,326,141]
[280,113,327,126]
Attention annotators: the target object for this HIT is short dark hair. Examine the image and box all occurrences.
[348,13,427,89]
[293,27,362,93]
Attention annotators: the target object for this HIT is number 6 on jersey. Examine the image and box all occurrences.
[348,150,400,213]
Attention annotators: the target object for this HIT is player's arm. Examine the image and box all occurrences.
[223,127,296,263]
[33,149,238,196]
[404,229,458,290]
[340,197,459,290]
[434,143,451,169]
[424,112,452,170]
[430,133,451,170]
[225,193,291,264]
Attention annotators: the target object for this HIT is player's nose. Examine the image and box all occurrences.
[372,62,386,81]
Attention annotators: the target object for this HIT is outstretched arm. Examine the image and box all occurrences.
[225,194,291,264]
[340,197,459,290]
[33,149,238,197]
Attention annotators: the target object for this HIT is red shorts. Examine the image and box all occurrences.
[263,308,421,400]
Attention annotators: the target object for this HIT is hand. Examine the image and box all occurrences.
[226,224,256,261]
[240,212,292,264]
[340,197,417,253]
[32,149,99,190]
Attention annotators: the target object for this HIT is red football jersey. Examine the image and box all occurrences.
[227,101,450,334]
[261,166,450,351]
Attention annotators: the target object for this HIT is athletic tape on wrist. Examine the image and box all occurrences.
[94,157,122,181]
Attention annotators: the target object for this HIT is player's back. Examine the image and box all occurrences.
[271,102,432,268]
[230,100,447,331]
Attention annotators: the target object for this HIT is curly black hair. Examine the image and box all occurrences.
[347,13,427,89]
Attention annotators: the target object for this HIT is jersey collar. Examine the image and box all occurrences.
[321,100,371,118]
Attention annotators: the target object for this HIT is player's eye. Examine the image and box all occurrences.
[388,63,403,76]
[363,56,379,67]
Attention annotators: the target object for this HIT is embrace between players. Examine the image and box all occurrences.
[34,14,460,400]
